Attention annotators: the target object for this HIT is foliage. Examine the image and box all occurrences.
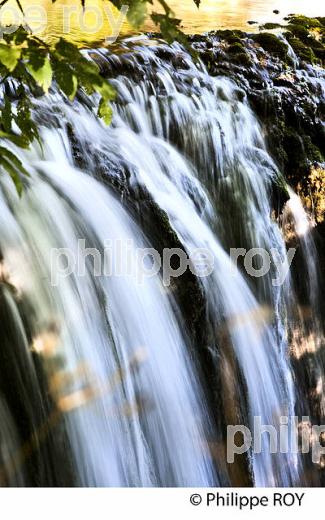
[0,0,199,193]
[0,27,116,192]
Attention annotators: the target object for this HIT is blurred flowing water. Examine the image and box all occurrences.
[0,37,324,486]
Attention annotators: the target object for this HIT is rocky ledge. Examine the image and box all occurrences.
[190,15,325,229]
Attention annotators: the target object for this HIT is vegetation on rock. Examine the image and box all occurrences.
[252,32,289,61]
[190,18,324,226]
[0,4,324,223]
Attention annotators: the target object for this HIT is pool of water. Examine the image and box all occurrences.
[153,0,325,33]
[1,0,325,46]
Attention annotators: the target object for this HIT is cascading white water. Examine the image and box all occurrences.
[0,37,323,486]
[0,158,216,486]
[282,190,325,422]
[284,189,321,314]
[90,42,301,485]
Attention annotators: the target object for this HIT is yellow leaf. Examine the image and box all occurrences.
[0,44,21,72]
[27,57,53,93]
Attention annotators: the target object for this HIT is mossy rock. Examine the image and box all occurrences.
[302,135,324,163]
[286,15,323,29]
[284,16,325,64]
[282,127,323,176]
[228,42,245,54]
[214,29,245,43]
[231,52,252,66]
[260,22,282,30]
[287,23,311,43]
[273,174,290,207]
[314,48,325,61]
[225,35,243,45]
[285,34,316,63]
[307,39,325,61]
[282,128,308,175]
[252,32,288,61]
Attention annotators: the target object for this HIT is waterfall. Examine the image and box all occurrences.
[0,159,216,486]
[0,37,323,486]
[282,190,325,441]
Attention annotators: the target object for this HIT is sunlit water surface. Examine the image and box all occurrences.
[1,0,325,45]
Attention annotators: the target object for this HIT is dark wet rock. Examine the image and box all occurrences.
[273,75,295,87]
[94,21,324,226]
[180,20,325,225]
[252,32,290,61]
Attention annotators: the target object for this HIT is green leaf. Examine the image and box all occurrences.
[1,94,12,132]
[98,98,113,125]
[95,80,116,101]
[1,157,23,196]
[68,74,78,100]
[0,0,198,198]
[151,13,188,45]
[0,146,29,174]
[52,59,78,100]
[0,131,30,148]
[15,97,38,145]
[13,27,29,45]
[0,146,29,196]
[0,43,21,72]
[23,41,47,70]
[55,38,85,63]
[127,0,148,28]
[26,56,53,93]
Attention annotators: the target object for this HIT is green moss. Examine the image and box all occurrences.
[274,174,290,200]
[216,87,229,101]
[228,42,245,54]
[222,40,252,66]
[283,128,306,171]
[153,206,180,245]
[281,127,323,176]
[285,34,316,63]
[226,35,243,45]
[285,28,325,64]
[283,16,325,63]
[303,135,324,163]
[260,23,282,30]
[252,32,288,61]
[214,29,245,42]
[286,23,310,43]
[231,52,252,66]
[286,15,323,29]
[311,45,325,61]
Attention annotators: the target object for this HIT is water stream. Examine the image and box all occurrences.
[0,37,323,486]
